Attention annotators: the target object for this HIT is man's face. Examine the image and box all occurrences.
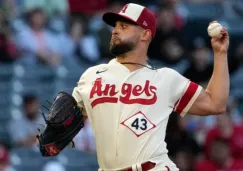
[30,10,46,29]
[25,100,39,120]
[110,20,142,56]
[210,141,229,164]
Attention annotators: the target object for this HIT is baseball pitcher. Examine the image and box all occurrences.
[36,3,230,171]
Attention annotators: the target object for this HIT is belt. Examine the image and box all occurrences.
[122,161,156,171]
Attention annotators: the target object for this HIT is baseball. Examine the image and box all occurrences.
[207,21,223,37]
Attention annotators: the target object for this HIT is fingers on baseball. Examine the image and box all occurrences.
[221,27,227,32]
[220,28,227,35]
[211,34,222,41]
[212,27,228,41]
[220,28,229,39]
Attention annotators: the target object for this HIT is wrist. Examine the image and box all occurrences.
[214,51,228,58]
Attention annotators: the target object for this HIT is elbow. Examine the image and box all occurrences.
[214,105,227,115]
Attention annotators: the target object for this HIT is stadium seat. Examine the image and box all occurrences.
[0,82,13,93]
[183,3,226,44]
[10,147,47,167]
[0,63,14,81]
[13,65,38,79]
[65,165,96,171]
[38,82,56,100]
[57,148,98,168]
[37,65,57,81]
[225,19,243,35]
[12,81,40,99]
[230,67,243,98]
[13,65,40,95]
[61,55,91,72]
[56,69,84,94]
[13,164,44,171]
[184,2,224,20]
[0,108,12,121]
[0,123,12,146]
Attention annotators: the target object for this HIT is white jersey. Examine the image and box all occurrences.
[72,59,202,171]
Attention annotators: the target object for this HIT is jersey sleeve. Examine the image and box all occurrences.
[165,68,202,117]
[72,76,85,108]
[72,68,91,116]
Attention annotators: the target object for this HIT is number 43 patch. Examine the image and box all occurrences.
[120,111,156,137]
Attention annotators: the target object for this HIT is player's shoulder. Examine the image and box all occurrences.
[81,63,109,77]
[157,67,180,75]
[156,67,186,82]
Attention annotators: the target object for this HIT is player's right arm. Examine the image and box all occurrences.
[168,28,229,117]
[188,28,229,116]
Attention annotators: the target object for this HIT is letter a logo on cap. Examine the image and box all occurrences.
[103,3,156,37]
[120,4,128,13]
[143,21,148,26]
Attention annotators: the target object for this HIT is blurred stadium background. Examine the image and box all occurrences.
[0,0,243,171]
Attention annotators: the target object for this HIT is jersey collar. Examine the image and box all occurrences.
[108,58,153,74]
[108,58,119,65]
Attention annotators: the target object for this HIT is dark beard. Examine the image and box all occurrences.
[110,41,135,56]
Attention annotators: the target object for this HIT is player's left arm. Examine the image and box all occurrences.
[72,67,96,120]
[188,28,229,116]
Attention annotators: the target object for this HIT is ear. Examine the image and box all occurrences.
[141,30,152,41]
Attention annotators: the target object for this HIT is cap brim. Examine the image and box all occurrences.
[102,12,138,27]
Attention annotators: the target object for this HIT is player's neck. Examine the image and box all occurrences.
[116,50,147,72]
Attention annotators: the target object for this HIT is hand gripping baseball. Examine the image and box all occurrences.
[211,27,229,54]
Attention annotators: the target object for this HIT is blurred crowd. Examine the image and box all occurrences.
[1,0,243,171]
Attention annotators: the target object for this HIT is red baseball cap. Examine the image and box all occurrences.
[102,3,156,38]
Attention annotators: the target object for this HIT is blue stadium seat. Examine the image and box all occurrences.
[37,65,57,81]
[13,164,44,171]
[13,65,38,80]
[185,2,224,20]
[39,82,56,99]
[13,65,40,94]
[0,108,12,121]
[61,56,91,72]
[57,148,98,168]
[225,19,243,35]
[0,122,11,145]
[0,63,14,81]
[0,82,13,93]
[11,147,45,158]
[183,3,226,44]
[10,147,47,167]
[230,67,243,98]
[65,165,96,171]
[56,68,84,93]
